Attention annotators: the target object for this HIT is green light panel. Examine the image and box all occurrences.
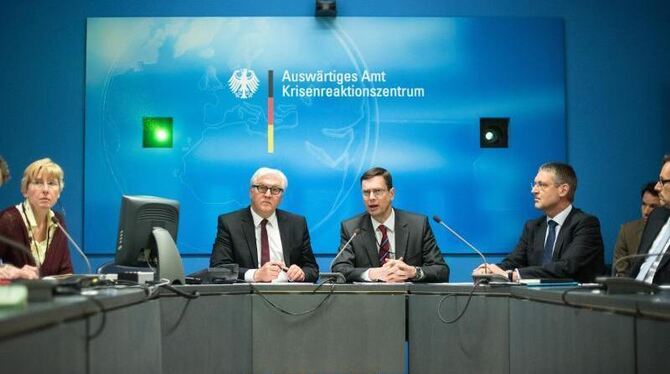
[143,117,173,148]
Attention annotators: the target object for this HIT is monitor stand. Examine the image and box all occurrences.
[101,228,185,285]
[152,227,185,285]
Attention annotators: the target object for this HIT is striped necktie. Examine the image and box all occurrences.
[378,224,390,264]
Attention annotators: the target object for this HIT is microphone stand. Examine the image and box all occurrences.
[51,217,92,274]
[433,216,509,283]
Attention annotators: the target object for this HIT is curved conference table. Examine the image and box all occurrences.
[1,281,669,374]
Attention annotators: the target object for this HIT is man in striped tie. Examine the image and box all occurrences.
[331,167,450,283]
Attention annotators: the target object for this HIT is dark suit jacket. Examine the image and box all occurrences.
[331,209,449,283]
[612,218,644,275]
[630,206,670,285]
[498,207,604,283]
[210,207,319,282]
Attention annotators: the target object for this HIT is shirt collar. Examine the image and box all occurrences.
[547,204,572,227]
[371,208,395,233]
[250,207,278,228]
[17,200,56,229]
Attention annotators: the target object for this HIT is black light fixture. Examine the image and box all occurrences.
[316,0,336,17]
[480,117,509,148]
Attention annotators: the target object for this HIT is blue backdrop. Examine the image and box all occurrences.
[1,1,669,281]
[85,17,565,256]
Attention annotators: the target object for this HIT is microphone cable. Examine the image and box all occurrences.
[250,278,337,317]
[436,279,486,324]
[83,295,107,340]
[159,282,200,299]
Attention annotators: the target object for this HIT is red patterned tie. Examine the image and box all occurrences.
[378,224,390,264]
[260,219,270,266]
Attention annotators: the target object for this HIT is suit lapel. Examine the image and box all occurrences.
[652,209,670,270]
[634,219,645,246]
[276,210,292,266]
[635,219,645,236]
[359,215,380,267]
[552,209,576,260]
[394,211,409,260]
[241,208,259,267]
[641,216,664,255]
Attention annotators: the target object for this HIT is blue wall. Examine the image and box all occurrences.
[1,1,669,281]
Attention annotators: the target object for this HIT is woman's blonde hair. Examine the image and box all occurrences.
[20,158,65,194]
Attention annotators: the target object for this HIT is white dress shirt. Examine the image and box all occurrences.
[636,216,670,283]
[16,200,57,268]
[544,204,573,257]
[245,208,285,282]
[361,209,396,282]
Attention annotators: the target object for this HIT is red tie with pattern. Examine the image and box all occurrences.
[260,219,270,266]
[378,224,390,264]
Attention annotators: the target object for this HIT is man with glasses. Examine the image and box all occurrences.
[210,167,318,282]
[472,162,604,283]
[630,155,670,284]
[331,167,449,282]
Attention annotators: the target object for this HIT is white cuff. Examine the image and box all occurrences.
[244,269,257,282]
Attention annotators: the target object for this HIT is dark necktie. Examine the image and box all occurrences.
[260,219,270,266]
[542,220,558,265]
[378,224,390,264]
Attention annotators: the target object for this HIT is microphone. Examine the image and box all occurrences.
[329,228,361,270]
[593,251,670,295]
[432,215,509,283]
[611,251,670,277]
[433,216,487,264]
[51,217,92,274]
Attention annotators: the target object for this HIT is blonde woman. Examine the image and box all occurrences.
[0,158,73,276]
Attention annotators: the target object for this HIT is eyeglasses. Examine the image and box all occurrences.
[531,181,558,190]
[252,184,284,196]
[30,179,60,190]
[658,178,670,186]
[362,188,388,199]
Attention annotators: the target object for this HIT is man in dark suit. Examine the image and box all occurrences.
[612,182,660,275]
[331,167,449,283]
[210,167,318,282]
[473,162,604,283]
[630,155,670,284]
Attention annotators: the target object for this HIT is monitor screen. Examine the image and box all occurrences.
[115,195,179,267]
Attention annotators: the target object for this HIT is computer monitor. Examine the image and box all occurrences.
[114,195,185,283]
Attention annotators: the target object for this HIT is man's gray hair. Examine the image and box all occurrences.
[539,162,577,202]
[250,167,288,190]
